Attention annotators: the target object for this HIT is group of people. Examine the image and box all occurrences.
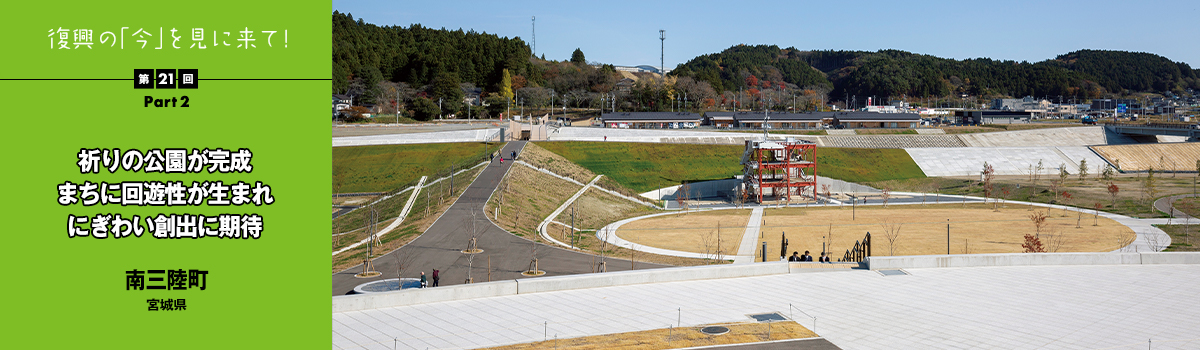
[419,270,439,288]
[488,150,518,165]
[788,250,831,262]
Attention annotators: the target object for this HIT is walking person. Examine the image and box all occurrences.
[420,271,427,288]
[432,269,440,287]
[511,150,516,160]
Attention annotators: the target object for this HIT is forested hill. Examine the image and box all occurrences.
[332,11,538,94]
[670,45,1200,99]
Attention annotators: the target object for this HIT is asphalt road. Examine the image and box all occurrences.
[333,141,667,295]
[1154,193,1197,219]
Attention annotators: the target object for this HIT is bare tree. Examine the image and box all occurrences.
[982,162,995,208]
[1060,191,1072,217]
[1034,160,1045,187]
[1144,167,1157,203]
[881,188,891,208]
[1093,202,1103,226]
[1116,231,1136,252]
[880,219,904,256]
[394,246,419,282]
[1144,229,1166,252]
[960,239,972,254]
[1044,231,1067,253]
[1058,164,1069,193]
[1029,211,1049,239]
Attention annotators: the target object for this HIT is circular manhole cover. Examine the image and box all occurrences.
[700,326,729,335]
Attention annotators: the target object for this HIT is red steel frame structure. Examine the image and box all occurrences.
[742,139,817,203]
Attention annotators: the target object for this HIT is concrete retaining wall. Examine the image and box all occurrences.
[865,252,1200,270]
[334,262,793,313]
[516,262,790,294]
[332,280,519,313]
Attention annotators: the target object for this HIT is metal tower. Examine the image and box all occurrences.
[659,29,665,77]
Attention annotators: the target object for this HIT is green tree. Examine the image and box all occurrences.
[431,71,464,115]
[411,97,440,121]
[570,48,586,64]
[484,95,508,117]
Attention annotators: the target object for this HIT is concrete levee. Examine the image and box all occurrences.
[1091,142,1200,172]
[332,280,519,313]
[958,126,1106,147]
[865,252,1200,270]
[906,146,1109,177]
[822,135,966,148]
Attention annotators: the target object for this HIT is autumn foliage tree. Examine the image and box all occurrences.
[1107,183,1120,208]
[1022,234,1046,253]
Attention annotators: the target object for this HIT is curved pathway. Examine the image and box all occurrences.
[600,192,1171,259]
[332,141,666,295]
[1154,193,1197,220]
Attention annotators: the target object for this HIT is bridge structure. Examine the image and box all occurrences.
[1104,122,1200,142]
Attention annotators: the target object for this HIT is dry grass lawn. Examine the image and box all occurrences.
[520,142,598,184]
[486,164,583,237]
[617,210,751,255]
[480,321,816,350]
[618,204,1134,259]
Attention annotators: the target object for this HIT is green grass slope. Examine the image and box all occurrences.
[333,142,501,193]
[816,148,925,183]
[538,142,925,192]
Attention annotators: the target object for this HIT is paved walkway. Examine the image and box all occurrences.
[332,141,666,295]
[333,264,1200,349]
[1155,194,1197,220]
[734,208,766,263]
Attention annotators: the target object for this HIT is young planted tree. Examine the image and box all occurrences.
[1144,167,1157,203]
[881,187,891,208]
[880,219,904,256]
[982,162,995,207]
[1058,164,1070,190]
[1033,160,1045,187]
[1045,230,1067,253]
[1029,211,1049,239]
[1060,191,1073,217]
[1093,202,1102,226]
[1078,159,1088,183]
[1101,164,1114,183]
[1022,234,1046,253]
[999,187,1010,210]
[1108,183,1120,208]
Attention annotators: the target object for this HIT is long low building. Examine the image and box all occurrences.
[709,111,921,129]
[599,112,703,129]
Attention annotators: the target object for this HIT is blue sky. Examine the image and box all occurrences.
[333,0,1200,68]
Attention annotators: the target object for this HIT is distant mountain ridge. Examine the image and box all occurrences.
[670,45,1200,99]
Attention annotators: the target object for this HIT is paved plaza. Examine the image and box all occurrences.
[333,263,1200,349]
